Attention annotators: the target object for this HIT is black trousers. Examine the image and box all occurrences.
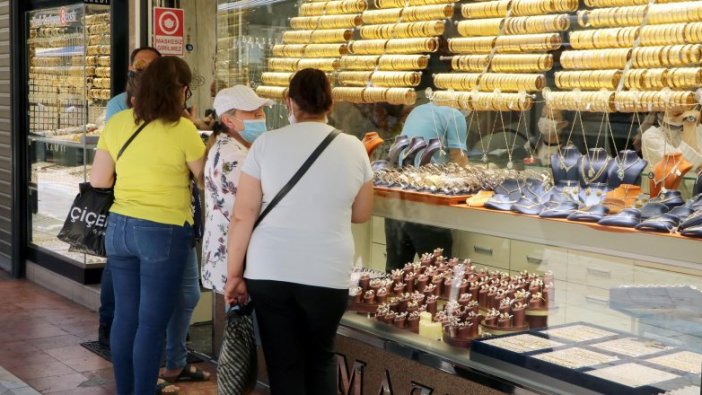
[247,279,348,395]
[384,219,453,272]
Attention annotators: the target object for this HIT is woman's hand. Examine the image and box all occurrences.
[224,275,249,306]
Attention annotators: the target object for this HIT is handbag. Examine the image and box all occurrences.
[57,122,150,257]
[217,128,340,394]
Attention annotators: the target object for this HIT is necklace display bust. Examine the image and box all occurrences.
[649,152,693,197]
[551,144,581,184]
[578,147,611,187]
[607,150,647,188]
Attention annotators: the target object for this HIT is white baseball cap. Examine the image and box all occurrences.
[213,85,274,116]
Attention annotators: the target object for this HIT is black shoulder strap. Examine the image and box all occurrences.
[253,128,340,229]
[116,122,149,161]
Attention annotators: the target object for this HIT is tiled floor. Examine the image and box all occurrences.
[0,270,219,394]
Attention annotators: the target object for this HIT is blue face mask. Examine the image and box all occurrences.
[240,119,267,143]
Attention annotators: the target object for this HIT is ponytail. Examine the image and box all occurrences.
[197,119,228,189]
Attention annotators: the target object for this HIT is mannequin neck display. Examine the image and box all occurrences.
[604,184,642,214]
[607,150,648,188]
[551,145,581,184]
[578,147,611,187]
[579,182,608,208]
[649,152,693,197]
[694,170,702,196]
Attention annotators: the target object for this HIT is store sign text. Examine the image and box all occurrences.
[31,7,77,27]
[337,355,434,395]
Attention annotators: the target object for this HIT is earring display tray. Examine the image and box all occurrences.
[471,322,701,395]
[374,185,472,206]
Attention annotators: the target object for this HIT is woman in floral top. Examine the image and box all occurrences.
[201,85,272,293]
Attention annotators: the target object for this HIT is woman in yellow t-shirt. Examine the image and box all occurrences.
[90,56,205,395]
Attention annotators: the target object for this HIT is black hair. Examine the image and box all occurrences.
[288,68,333,116]
[129,46,161,65]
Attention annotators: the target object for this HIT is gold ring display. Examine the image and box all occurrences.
[569,27,639,49]
[461,1,510,19]
[546,91,616,112]
[457,18,502,37]
[555,70,622,90]
[649,3,702,24]
[448,37,497,54]
[560,48,631,70]
[584,0,647,6]
[359,20,445,39]
[340,55,380,69]
[614,91,696,112]
[282,29,353,44]
[434,73,480,90]
[378,54,430,70]
[256,86,288,100]
[299,0,367,16]
[502,14,570,35]
[639,23,686,47]
[578,6,646,28]
[362,4,453,24]
[297,58,341,71]
[510,0,578,17]
[338,71,374,86]
[261,72,295,86]
[375,0,457,10]
[290,14,362,29]
[494,33,563,53]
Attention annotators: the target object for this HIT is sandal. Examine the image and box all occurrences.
[156,379,179,395]
[161,363,211,383]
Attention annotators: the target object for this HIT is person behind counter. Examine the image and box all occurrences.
[385,103,468,272]
[642,109,702,172]
[104,46,161,122]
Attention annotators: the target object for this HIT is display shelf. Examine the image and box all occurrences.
[373,195,701,270]
[29,135,97,150]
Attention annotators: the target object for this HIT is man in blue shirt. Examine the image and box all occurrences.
[104,46,161,122]
[385,103,469,271]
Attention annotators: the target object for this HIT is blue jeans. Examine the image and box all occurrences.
[106,213,192,395]
[100,244,201,372]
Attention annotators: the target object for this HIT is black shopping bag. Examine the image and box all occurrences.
[218,304,257,394]
[57,182,113,257]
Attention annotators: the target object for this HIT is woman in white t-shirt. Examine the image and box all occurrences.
[200,85,273,293]
[224,69,374,395]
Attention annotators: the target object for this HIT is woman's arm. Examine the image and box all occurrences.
[351,181,374,223]
[90,150,115,188]
[224,172,263,305]
[187,156,205,183]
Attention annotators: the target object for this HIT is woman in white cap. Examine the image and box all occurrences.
[200,85,273,295]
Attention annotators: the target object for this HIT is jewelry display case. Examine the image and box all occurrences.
[214,0,702,392]
[26,3,111,273]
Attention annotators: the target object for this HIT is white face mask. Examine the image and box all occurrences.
[537,118,560,140]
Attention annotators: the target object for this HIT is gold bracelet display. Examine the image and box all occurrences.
[569,27,639,49]
[511,0,578,17]
[256,86,288,100]
[555,70,622,90]
[578,6,646,28]
[338,71,374,86]
[545,91,616,112]
[378,54,430,70]
[614,91,696,112]
[469,92,534,111]
[349,37,439,54]
[491,54,553,72]
[272,44,348,57]
[359,21,445,39]
[560,48,631,70]
[639,23,686,46]
[261,72,295,86]
[457,18,502,37]
[282,29,353,44]
[290,14,362,29]
[461,1,510,19]
[685,22,702,43]
[502,14,570,35]
[623,68,668,89]
[480,73,545,92]
[299,0,367,16]
[434,73,480,90]
[340,55,380,69]
[268,58,301,71]
[430,91,467,108]
[331,86,416,105]
[448,37,496,54]
[362,4,453,24]
[297,58,342,71]
[375,0,457,10]
[667,67,702,89]
[631,45,702,68]
[371,71,422,87]
[451,55,490,72]
[494,33,562,53]
[584,0,647,6]
[648,3,702,24]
